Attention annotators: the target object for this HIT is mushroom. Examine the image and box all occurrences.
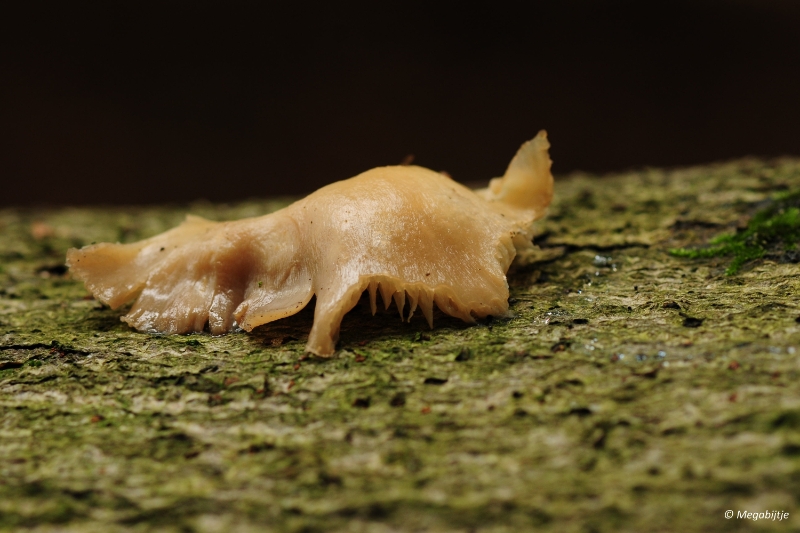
[67,131,554,355]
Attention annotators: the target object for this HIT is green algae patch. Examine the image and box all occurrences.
[2,160,800,532]
[671,189,800,275]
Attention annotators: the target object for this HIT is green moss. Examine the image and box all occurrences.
[670,189,800,274]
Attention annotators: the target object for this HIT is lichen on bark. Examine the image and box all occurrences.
[1,158,800,532]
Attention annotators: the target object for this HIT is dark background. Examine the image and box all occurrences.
[2,0,799,206]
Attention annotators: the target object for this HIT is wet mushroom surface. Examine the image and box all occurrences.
[66,133,554,357]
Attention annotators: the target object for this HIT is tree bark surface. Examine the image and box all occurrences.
[1,159,799,532]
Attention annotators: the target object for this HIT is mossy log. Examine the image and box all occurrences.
[1,158,799,532]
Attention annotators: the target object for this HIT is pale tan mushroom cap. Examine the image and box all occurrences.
[67,131,554,356]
